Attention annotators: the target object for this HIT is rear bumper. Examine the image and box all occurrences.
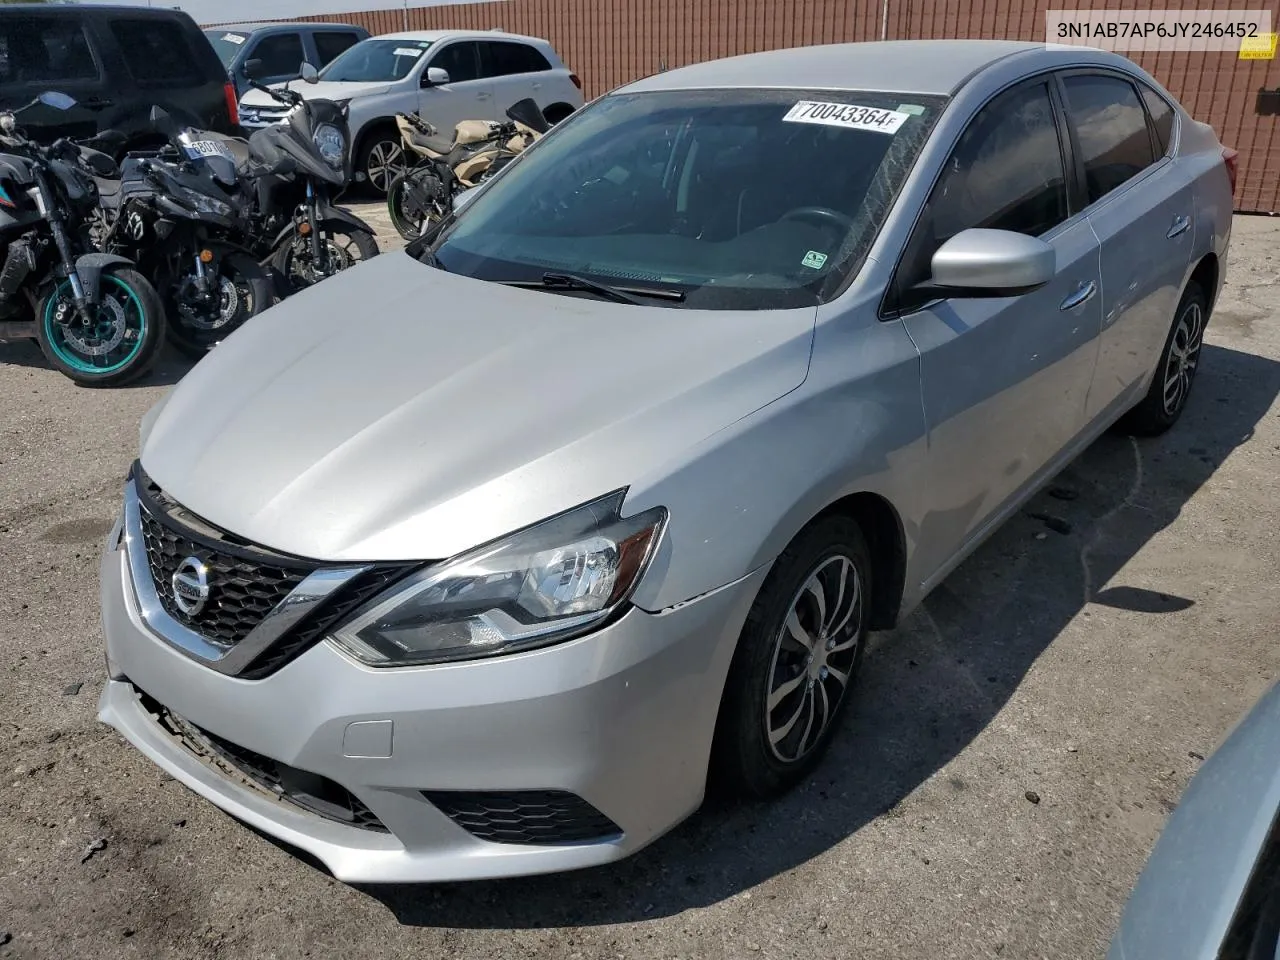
[99,536,765,882]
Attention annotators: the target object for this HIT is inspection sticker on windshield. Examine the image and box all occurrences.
[801,250,829,270]
[393,47,426,58]
[222,32,245,44]
[783,101,910,134]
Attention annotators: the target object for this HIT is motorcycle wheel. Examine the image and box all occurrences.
[165,252,272,361]
[35,267,164,387]
[387,169,448,242]
[271,223,379,291]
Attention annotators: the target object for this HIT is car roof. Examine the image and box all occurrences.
[621,39,1053,96]
[371,29,550,46]
[208,22,366,33]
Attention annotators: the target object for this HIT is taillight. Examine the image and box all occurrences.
[223,80,240,127]
[569,73,582,90]
[1223,146,1239,195]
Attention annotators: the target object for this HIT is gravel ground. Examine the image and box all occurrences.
[0,210,1278,960]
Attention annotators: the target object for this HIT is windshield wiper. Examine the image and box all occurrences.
[498,272,685,305]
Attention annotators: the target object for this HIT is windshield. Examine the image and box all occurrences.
[430,88,945,310]
[320,38,432,83]
[204,30,249,69]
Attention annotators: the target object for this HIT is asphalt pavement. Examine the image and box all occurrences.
[0,209,1277,960]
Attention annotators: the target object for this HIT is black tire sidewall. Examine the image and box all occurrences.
[1121,282,1209,436]
[35,266,164,388]
[712,516,873,800]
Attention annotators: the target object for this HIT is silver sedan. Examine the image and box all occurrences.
[98,39,1233,882]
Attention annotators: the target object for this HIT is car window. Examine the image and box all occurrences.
[313,31,361,67]
[430,41,481,83]
[0,16,99,85]
[251,33,306,78]
[430,88,946,310]
[1140,83,1175,156]
[1061,74,1156,204]
[482,41,552,77]
[322,38,431,83]
[205,30,249,69]
[110,18,202,86]
[897,81,1068,294]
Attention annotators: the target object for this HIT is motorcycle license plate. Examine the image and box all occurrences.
[184,140,235,161]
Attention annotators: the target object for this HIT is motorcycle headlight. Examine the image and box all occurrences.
[172,184,234,218]
[313,123,345,168]
[329,491,667,667]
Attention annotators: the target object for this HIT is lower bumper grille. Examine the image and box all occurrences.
[136,685,389,833]
[424,790,622,845]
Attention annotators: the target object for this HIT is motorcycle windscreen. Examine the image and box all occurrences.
[505,98,551,134]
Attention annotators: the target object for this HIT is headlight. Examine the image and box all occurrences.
[313,123,345,168]
[172,184,234,218]
[330,491,667,667]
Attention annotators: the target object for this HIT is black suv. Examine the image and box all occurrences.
[0,4,237,151]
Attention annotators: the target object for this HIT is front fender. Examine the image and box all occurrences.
[74,252,134,305]
[315,200,375,236]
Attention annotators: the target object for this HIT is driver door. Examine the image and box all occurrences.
[418,41,495,136]
[895,78,1103,582]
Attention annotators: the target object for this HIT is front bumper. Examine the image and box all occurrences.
[98,533,764,883]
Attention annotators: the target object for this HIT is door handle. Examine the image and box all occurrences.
[1167,215,1191,239]
[1060,280,1097,311]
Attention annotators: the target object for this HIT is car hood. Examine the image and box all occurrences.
[140,252,816,562]
[239,80,392,108]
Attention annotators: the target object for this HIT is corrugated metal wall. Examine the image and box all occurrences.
[280,0,1280,211]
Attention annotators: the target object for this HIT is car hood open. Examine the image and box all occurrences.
[140,253,816,562]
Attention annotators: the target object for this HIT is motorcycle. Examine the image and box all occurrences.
[234,59,379,290]
[0,92,163,387]
[386,98,551,242]
[93,107,273,359]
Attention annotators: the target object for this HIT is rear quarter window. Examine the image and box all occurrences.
[1140,83,1176,156]
[108,17,203,86]
[485,41,552,77]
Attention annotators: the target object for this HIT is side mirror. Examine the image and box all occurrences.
[300,61,319,83]
[38,91,76,111]
[422,67,450,88]
[925,228,1055,297]
[242,58,263,80]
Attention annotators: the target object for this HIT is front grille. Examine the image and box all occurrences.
[137,685,389,833]
[136,474,318,646]
[424,790,622,845]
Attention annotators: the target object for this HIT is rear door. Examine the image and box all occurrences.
[478,40,554,118]
[893,78,1103,580]
[419,40,494,130]
[244,31,307,87]
[1058,71,1196,423]
[0,12,108,141]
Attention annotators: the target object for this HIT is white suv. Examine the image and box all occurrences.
[238,29,584,194]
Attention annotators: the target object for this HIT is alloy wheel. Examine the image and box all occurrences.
[1162,300,1204,416]
[365,140,405,194]
[763,554,863,763]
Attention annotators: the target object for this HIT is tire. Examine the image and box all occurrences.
[387,169,447,242]
[711,515,873,800]
[543,102,575,125]
[165,252,273,360]
[357,129,406,197]
[1118,282,1208,436]
[270,222,378,291]
[36,266,163,387]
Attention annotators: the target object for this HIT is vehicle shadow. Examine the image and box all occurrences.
[338,342,1277,928]
[0,337,196,387]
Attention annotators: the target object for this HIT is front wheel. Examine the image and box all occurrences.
[358,133,405,197]
[36,267,164,387]
[711,516,872,799]
[270,222,379,291]
[165,252,273,360]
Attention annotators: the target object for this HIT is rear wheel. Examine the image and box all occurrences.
[711,516,872,799]
[165,252,273,360]
[1118,282,1208,436]
[36,267,163,387]
[543,102,576,125]
[387,168,449,241]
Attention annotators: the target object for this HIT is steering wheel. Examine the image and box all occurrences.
[780,205,855,232]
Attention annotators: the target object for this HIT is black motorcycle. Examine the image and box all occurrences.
[234,60,378,289]
[0,92,163,387]
[94,108,273,359]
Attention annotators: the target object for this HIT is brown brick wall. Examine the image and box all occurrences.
[273,0,1280,211]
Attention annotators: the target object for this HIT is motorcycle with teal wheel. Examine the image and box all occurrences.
[0,92,163,387]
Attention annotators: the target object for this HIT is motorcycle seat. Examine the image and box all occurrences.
[409,128,454,156]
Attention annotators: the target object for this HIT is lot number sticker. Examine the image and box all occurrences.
[222,33,245,44]
[783,101,910,134]
[393,47,426,58]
